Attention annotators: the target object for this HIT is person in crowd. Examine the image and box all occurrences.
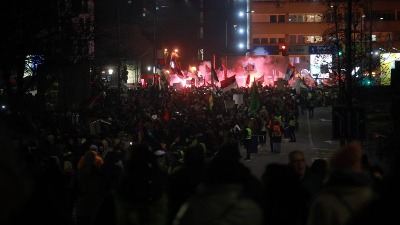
[309,158,328,189]
[271,120,282,153]
[306,142,376,225]
[258,114,269,150]
[243,119,253,160]
[288,150,324,196]
[287,109,297,142]
[92,142,169,225]
[77,144,104,170]
[167,144,206,225]
[172,141,263,225]
[75,147,107,225]
[308,97,315,119]
[267,115,275,152]
[261,163,310,225]
[99,151,124,192]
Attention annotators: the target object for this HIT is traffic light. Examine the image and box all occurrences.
[281,45,287,56]
[338,44,344,56]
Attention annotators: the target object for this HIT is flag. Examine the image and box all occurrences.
[245,74,250,87]
[248,79,260,115]
[174,66,185,79]
[256,74,264,86]
[220,75,237,92]
[211,66,219,83]
[285,64,295,81]
[290,66,296,79]
[187,65,199,82]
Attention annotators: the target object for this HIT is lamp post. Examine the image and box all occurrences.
[153,0,157,74]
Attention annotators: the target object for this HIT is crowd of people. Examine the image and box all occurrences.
[0,83,398,225]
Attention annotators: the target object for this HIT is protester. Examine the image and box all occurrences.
[306,142,376,225]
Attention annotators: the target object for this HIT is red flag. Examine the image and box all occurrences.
[256,74,264,86]
[220,75,237,92]
[245,74,250,87]
[163,110,170,121]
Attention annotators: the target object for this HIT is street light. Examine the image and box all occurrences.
[108,68,114,75]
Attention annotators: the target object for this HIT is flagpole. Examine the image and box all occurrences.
[212,53,216,88]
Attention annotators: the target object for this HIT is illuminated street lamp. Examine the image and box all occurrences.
[108,68,114,75]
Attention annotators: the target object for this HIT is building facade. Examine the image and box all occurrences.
[249,0,400,84]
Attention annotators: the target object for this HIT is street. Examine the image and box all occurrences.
[240,106,341,179]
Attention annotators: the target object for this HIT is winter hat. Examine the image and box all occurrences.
[90,144,98,152]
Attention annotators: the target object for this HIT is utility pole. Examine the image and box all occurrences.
[117,1,121,100]
[153,0,157,75]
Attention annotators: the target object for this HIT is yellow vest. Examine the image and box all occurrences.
[245,128,252,140]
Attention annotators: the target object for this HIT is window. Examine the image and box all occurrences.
[261,38,268,43]
[270,38,278,44]
[372,35,377,42]
[278,15,286,22]
[397,11,400,20]
[298,35,305,44]
[270,15,277,23]
[305,36,323,43]
[290,35,297,43]
[315,14,323,22]
[253,38,260,44]
[278,38,285,43]
[289,14,323,22]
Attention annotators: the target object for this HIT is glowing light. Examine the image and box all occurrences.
[108,69,113,75]
[239,11,245,17]
[147,66,151,71]
[181,79,186,87]
[238,43,245,49]
[239,28,244,34]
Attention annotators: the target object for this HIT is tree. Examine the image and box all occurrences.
[320,0,397,105]
[1,0,96,112]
